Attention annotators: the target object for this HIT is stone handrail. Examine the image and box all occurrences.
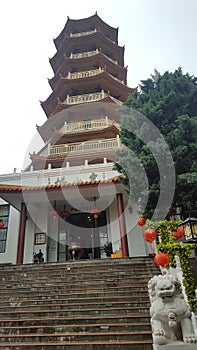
[71,50,98,59]
[70,29,97,38]
[67,68,101,80]
[49,137,121,156]
[64,91,105,105]
[63,118,112,132]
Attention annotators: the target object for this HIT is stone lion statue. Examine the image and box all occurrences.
[148,274,197,345]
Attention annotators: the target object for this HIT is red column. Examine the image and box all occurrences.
[16,202,27,264]
[116,193,129,257]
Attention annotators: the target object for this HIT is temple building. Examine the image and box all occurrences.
[0,13,151,264]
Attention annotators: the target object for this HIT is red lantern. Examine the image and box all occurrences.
[0,221,4,229]
[61,210,70,219]
[171,209,177,216]
[154,253,170,266]
[137,217,146,227]
[172,231,180,240]
[177,226,184,237]
[50,209,60,218]
[143,228,157,243]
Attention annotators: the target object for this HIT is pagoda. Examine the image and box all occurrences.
[0,13,149,266]
[31,12,135,171]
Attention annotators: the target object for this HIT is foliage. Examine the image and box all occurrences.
[148,220,197,311]
[114,67,197,218]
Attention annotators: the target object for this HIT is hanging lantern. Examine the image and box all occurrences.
[0,221,4,229]
[171,209,177,216]
[143,228,157,243]
[177,226,185,238]
[90,208,101,219]
[172,231,180,240]
[154,252,170,266]
[137,217,146,227]
[61,210,70,219]
[49,209,61,218]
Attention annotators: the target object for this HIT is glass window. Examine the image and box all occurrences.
[0,205,10,253]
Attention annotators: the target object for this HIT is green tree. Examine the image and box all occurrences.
[115,67,197,218]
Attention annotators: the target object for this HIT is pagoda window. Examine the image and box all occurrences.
[0,204,10,253]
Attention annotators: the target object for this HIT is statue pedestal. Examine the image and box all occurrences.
[154,342,197,350]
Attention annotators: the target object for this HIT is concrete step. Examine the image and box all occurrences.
[0,299,150,312]
[0,340,153,349]
[0,330,153,342]
[0,294,150,306]
[0,281,150,291]
[0,314,151,327]
[0,305,150,319]
[0,322,151,334]
[0,257,159,349]
[0,275,152,285]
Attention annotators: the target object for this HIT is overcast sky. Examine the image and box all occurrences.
[0,0,196,174]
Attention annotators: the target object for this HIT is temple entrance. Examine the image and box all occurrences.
[58,211,109,261]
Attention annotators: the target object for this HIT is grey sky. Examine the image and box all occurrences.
[0,0,196,174]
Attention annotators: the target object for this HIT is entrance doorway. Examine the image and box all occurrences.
[58,211,109,261]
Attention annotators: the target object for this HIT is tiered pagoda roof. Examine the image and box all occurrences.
[54,13,118,49]
[31,14,135,171]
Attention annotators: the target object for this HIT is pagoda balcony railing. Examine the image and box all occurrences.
[70,50,118,66]
[70,29,97,38]
[67,68,102,80]
[64,91,105,105]
[71,49,98,59]
[64,91,122,106]
[63,118,113,133]
[49,137,121,156]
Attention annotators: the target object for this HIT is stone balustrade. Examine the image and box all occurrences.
[49,137,121,156]
[70,29,97,38]
[71,49,98,59]
[64,91,105,105]
[67,68,102,79]
[63,118,112,132]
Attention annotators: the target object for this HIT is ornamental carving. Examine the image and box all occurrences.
[148,274,197,345]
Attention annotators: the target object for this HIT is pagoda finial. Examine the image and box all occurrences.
[95,11,97,15]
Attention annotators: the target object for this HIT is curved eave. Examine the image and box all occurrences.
[38,101,121,141]
[42,94,121,120]
[42,72,134,118]
[54,13,118,50]
[0,175,123,195]
[50,31,124,73]
[51,123,120,145]
[30,150,118,170]
[49,52,127,90]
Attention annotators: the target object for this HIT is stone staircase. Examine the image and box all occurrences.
[0,257,160,349]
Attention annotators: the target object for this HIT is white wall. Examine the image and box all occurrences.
[125,203,149,257]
